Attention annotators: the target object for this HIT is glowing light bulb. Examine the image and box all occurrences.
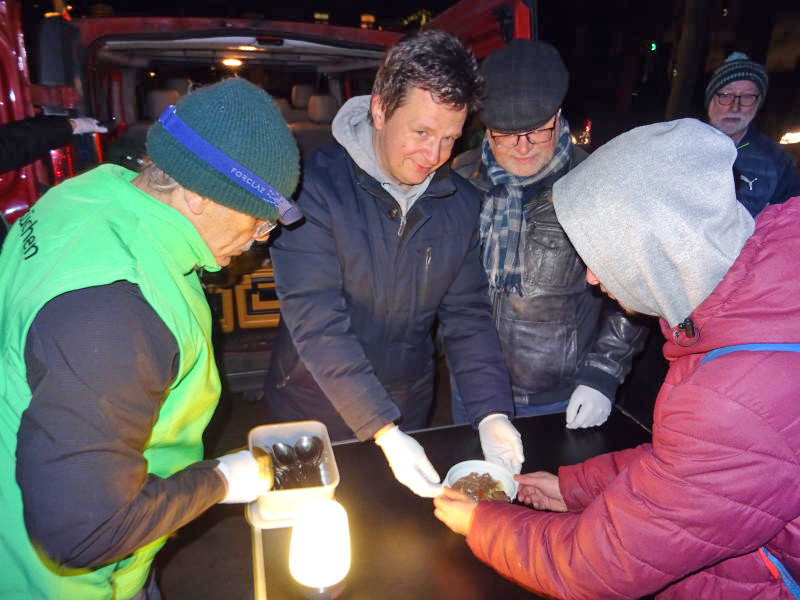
[779,131,800,146]
[289,500,350,593]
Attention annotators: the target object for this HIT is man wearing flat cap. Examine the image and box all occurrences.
[451,39,646,429]
[0,78,301,600]
[705,51,800,216]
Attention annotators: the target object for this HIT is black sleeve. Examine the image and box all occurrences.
[439,212,515,425]
[18,281,226,570]
[0,213,8,250]
[0,115,74,174]
[576,299,649,400]
[771,145,800,206]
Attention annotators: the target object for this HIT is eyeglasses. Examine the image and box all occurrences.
[715,92,760,107]
[253,219,277,241]
[490,117,558,148]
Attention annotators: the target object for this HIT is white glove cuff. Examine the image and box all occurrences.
[215,450,261,504]
[478,413,511,428]
[374,425,401,448]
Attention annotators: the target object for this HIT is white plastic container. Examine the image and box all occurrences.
[443,459,518,501]
[246,420,339,529]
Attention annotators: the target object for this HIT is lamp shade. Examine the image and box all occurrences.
[289,499,351,589]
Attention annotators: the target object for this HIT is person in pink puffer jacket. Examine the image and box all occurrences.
[434,118,800,599]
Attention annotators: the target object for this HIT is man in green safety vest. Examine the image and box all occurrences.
[0,77,301,600]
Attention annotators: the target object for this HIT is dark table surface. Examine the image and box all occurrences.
[251,409,651,600]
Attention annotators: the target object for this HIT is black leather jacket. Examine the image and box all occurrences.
[452,145,647,406]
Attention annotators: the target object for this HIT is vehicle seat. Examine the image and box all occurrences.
[146,89,181,120]
[291,84,314,110]
[104,88,180,172]
[290,94,339,159]
[273,97,293,123]
[307,94,338,125]
[281,84,314,123]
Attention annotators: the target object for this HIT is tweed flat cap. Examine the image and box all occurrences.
[479,39,568,133]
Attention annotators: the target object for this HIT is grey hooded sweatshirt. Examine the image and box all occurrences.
[553,118,754,328]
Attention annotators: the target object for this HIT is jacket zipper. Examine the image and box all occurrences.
[420,246,433,313]
[397,213,407,237]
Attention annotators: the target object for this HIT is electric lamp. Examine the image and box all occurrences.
[289,500,350,599]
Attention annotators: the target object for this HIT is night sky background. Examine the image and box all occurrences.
[21,0,800,143]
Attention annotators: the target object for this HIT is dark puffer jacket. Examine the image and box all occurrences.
[733,125,800,217]
[452,146,646,406]
[467,199,800,599]
[264,142,512,441]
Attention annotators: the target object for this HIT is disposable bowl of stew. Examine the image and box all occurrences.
[443,460,518,502]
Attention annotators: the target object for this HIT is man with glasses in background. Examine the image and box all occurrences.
[450,39,646,428]
[705,52,800,216]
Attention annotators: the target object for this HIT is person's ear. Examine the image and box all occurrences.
[182,188,210,216]
[371,95,386,130]
[586,268,601,287]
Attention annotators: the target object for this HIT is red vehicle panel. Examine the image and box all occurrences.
[0,0,43,223]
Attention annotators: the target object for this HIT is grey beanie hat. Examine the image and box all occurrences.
[705,51,768,108]
[552,119,754,327]
[147,78,300,222]
[479,39,568,133]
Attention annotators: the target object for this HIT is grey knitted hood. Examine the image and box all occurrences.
[552,118,754,327]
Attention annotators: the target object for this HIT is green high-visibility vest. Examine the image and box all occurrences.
[0,164,221,600]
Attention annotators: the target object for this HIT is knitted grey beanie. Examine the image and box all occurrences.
[147,78,300,222]
[705,52,768,108]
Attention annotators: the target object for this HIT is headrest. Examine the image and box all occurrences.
[273,97,292,120]
[307,94,338,124]
[291,84,314,109]
[146,89,181,120]
[165,77,191,95]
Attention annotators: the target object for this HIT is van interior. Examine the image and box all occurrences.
[74,26,401,166]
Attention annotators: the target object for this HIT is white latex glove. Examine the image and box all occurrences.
[478,413,524,474]
[70,117,108,135]
[215,450,270,504]
[375,425,442,498]
[565,385,612,429]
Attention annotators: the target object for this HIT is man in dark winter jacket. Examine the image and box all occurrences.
[450,40,646,428]
[264,29,524,498]
[705,51,800,217]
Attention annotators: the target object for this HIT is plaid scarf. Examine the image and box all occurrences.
[479,116,572,294]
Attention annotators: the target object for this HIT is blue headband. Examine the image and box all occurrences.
[157,105,302,225]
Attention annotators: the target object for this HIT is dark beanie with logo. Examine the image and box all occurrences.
[705,52,768,108]
[146,78,300,221]
[479,39,568,133]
